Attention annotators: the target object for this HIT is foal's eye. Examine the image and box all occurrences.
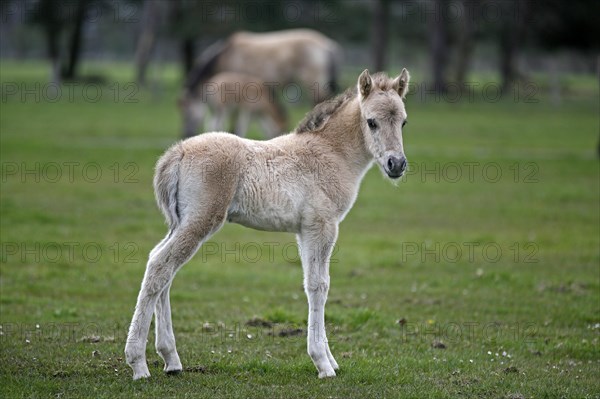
[367,118,378,130]
[402,120,408,128]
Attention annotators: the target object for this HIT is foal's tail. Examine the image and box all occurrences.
[154,142,185,230]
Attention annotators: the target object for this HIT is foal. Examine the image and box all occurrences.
[125,69,411,379]
[180,72,288,138]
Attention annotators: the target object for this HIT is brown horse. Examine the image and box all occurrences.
[181,29,342,137]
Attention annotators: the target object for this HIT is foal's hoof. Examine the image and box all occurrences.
[329,358,340,370]
[130,362,151,380]
[132,370,151,380]
[165,368,183,376]
[318,369,336,379]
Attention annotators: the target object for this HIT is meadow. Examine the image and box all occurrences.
[0,62,598,398]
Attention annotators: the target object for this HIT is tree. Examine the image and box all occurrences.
[63,0,89,80]
[530,0,600,53]
[167,0,201,77]
[134,0,163,86]
[429,0,450,93]
[371,0,390,72]
[495,0,534,92]
[29,0,110,82]
[31,0,64,83]
[455,0,479,87]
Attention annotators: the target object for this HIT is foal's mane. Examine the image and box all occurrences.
[294,72,394,134]
[294,87,356,134]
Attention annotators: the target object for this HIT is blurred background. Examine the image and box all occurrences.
[1,0,598,104]
[1,1,599,397]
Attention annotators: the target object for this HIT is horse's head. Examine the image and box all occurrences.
[357,69,410,179]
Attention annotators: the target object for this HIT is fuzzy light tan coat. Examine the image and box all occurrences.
[125,69,411,380]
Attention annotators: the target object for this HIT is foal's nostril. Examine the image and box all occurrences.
[399,158,407,172]
[387,157,395,171]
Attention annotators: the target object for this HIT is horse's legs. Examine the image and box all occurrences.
[155,281,181,373]
[297,222,339,378]
[258,116,277,139]
[210,107,224,132]
[149,229,178,370]
[182,102,206,138]
[148,231,171,261]
[125,226,202,379]
[234,109,251,137]
[126,213,225,379]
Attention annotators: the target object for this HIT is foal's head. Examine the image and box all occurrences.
[357,69,410,179]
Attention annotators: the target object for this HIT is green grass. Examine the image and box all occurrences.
[1,61,599,398]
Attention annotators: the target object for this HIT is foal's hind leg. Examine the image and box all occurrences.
[125,212,226,379]
[148,232,171,261]
[125,226,205,379]
[155,283,181,374]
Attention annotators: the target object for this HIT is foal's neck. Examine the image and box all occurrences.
[321,97,372,174]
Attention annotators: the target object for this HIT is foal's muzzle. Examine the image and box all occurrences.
[385,155,407,179]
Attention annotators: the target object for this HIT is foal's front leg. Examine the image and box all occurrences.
[298,223,339,378]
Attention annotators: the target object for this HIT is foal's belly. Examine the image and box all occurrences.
[226,177,303,233]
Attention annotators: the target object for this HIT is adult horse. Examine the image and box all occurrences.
[181,29,342,137]
[126,68,411,379]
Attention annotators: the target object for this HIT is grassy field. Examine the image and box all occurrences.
[0,61,598,398]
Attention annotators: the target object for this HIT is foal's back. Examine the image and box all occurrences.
[177,131,350,233]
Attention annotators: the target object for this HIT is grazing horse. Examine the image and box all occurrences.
[179,72,288,139]
[125,69,411,379]
[181,29,342,137]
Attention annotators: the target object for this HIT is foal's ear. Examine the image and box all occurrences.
[392,68,411,99]
[358,69,373,99]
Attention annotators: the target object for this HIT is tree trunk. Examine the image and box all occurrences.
[63,0,87,80]
[38,0,63,84]
[371,0,389,72]
[430,0,449,93]
[46,25,61,84]
[499,27,517,92]
[135,0,161,86]
[455,0,478,86]
[499,0,529,92]
[181,37,195,76]
[167,0,195,78]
